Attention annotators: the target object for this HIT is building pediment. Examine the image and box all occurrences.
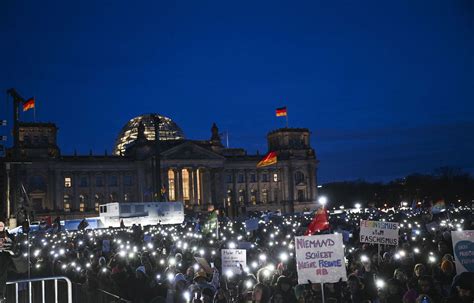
[161,141,225,160]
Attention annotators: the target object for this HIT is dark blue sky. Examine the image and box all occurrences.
[1,0,473,182]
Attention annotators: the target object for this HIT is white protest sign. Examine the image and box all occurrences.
[451,230,474,274]
[221,249,246,275]
[295,233,347,284]
[359,220,399,246]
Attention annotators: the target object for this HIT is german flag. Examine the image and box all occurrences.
[257,151,277,168]
[275,106,287,117]
[23,98,35,112]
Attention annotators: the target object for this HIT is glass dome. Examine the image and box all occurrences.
[113,113,185,155]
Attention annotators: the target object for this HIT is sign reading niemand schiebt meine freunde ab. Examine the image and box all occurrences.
[359,220,400,246]
[295,234,347,284]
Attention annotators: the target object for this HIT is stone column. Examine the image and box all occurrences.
[176,168,183,202]
[54,170,62,210]
[192,168,199,206]
[162,167,169,201]
[286,162,295,213]
[73,172,78,210]
[136,162,145,202]
[244,169,249,205]
[204,169,211,207]
[88,171,93,210]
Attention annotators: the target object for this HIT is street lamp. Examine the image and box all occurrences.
[318,196,327,206]
[355,203,361,210]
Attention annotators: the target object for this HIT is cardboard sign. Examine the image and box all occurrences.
[194,256,213,274]
[359,220,399,246]
[451,230,474,273]
[221,249,246,275]
[295,233,347,284]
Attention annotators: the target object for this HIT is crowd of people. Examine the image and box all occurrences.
[0,203,473,303]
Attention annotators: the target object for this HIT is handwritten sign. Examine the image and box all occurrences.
[359,220,399,245]
[295,234,347,284]
[221,249,246,275]
[451,230,474,273]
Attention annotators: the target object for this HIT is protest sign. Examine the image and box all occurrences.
[194,256,213,274]
[295,233,347,284]
[451,230,474,273]
[221,249,246,275]
[102,239,110,253]
[359,220,399,245]
[245,218,259,232]
[238,241,253,250]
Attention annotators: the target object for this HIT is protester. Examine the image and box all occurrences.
[0,204,472,303]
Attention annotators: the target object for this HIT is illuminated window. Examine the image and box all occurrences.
[168,170,175,201]
[64,177,72,188]
[226,189,232,206]
[262,189,268,203]
[251,189,257,205]
[273,173,278,182]
[94,194,103,205]
[64,195,71,212]
[238,189,245,204]
[79,194,86,212]
[182,169,190,201]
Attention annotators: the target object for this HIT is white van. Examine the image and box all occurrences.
[99,202,185,227]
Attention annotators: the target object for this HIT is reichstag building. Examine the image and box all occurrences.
[1,113,319,218]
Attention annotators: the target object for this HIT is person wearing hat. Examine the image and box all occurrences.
[446,272,474,303]
[132,265,151,303]
[190,269,216,296]
[274,276,296,303]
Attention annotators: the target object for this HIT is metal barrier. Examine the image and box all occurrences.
[6,276,73,303]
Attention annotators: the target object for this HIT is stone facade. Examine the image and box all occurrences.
[1,115,319,219]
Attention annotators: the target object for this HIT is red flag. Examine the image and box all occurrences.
[304,207,329,236]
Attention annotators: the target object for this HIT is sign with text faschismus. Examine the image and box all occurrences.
[359,220,400,245]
